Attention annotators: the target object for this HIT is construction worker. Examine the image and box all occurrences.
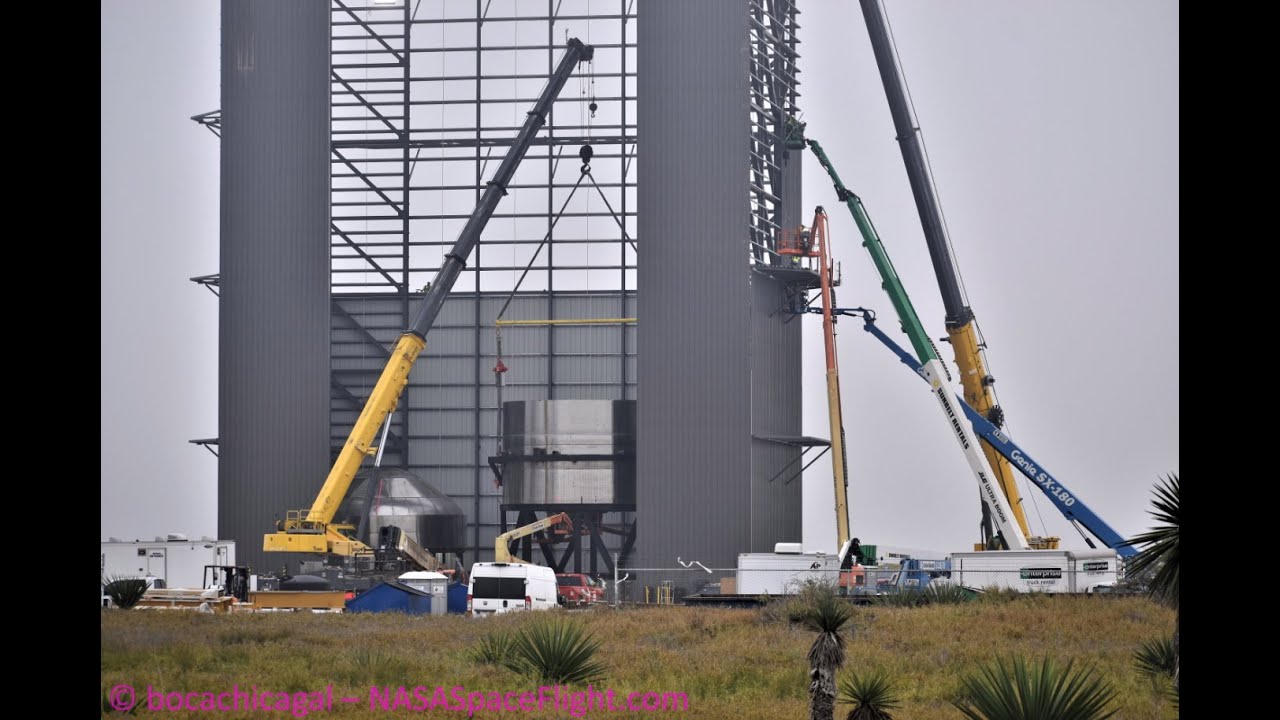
[791,225,810,266]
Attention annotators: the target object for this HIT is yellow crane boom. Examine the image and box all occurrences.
[858,0,1053,548]
[494,513,573,565]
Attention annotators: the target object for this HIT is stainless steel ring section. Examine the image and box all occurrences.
[501,399,636,507]
[337,468,468,552]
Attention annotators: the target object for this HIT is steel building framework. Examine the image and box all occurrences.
[747,0,801,264]
[328,0,638,563]
[202,1,804,568]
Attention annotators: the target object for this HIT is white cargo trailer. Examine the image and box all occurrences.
[736,544,845,596]
[101,536,237,590]
[949,549,1118,594]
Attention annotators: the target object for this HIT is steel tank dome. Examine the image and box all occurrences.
[336,467,467,552]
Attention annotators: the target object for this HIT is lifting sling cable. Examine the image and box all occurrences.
[494,168,589,323]
[493,164,637,323]
[586,169,638,253]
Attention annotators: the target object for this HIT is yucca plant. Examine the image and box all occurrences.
[503,617,606,685]
[797,588,855,720]
[921,583,974,605]
[838,670,901,720]
[1133,635,1178,709]
[953,655,1117,720]
[1133,636,1176,681]
[468,630,514,666]
[102,575,149,610]
[1122,473,1178,697]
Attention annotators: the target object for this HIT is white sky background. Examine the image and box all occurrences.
[102,0,220,540]
[101,1,1178,555]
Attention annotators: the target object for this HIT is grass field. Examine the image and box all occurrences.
[101,595,1175,719]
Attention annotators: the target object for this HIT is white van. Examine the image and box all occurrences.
[467,562,558,616]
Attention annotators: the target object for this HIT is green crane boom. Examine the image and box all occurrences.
[788,124,1029,551]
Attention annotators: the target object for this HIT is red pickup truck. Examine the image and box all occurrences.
[555,573,605,606]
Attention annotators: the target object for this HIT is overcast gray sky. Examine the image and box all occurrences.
[102,0,220,541]
[796,1,1178,553]
[101,1,1177,556]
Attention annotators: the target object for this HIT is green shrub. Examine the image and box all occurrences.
[102,575,149,610]
[877,582,972,608]
[468,630,514,666]
[344,647,406,685]
[953,655,1117,720]
[921,583,974,605]
[1132,635,1176,681]
[838,670,901,720]
[503,617,607,685]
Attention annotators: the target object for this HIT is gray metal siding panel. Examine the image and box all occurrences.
[637,1,753,571]
[749,139,805,551]
[219,1,331,573]
[750,274,804,551]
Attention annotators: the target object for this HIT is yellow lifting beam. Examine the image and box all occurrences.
[495,318,636,326]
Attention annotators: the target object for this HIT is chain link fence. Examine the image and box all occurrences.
[587,560,1124,607]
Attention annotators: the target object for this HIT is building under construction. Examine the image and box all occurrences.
[207,0,810,577]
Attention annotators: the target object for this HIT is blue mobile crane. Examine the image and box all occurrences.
[806,306,1136,558]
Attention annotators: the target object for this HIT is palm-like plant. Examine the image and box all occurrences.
[798,591,855,720]
[838,670,901,720]
[102,575,149,610]
[953,655,1117,720]
[1133,636,1176,681]
[922,583,974,605]
[876,583,972,608]
[1122,473,1178,696]
[502,617,606,686]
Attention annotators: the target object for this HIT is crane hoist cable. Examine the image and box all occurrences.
[490,157,591,430]
[490,153,637,463]
[494,163,590,323]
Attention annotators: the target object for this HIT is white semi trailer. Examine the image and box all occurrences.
[948,549,1119,594]
[101,536,237,590]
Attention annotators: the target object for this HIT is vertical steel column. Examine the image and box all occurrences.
[546,0,557,402]
[472,0,484,561]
